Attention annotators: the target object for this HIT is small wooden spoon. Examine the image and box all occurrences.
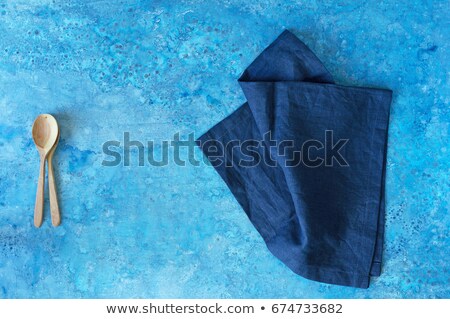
[32,114,59,228]
[47,131,61,226]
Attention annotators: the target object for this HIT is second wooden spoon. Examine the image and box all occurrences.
[48,131,61,226]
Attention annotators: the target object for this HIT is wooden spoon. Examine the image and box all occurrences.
[32,114,59,228]
[48,131,61,226]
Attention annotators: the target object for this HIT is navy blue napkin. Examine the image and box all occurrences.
[197,30,392,288]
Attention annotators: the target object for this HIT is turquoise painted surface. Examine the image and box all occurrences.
[0,0,449,298]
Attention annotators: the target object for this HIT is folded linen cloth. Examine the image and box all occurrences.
[197,30,392,288]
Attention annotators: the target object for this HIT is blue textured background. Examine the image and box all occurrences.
[0,0,449,298]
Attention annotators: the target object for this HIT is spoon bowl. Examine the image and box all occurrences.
[32,114,59,153]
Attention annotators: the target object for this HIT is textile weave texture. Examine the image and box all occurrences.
[197,30,392,288]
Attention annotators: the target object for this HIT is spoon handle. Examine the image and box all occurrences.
[34,155,45,228]
[48,153,61,227]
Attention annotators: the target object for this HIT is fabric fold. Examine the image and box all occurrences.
[197,30,392,288]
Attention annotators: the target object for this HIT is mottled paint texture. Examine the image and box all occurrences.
[0,0,449,298]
